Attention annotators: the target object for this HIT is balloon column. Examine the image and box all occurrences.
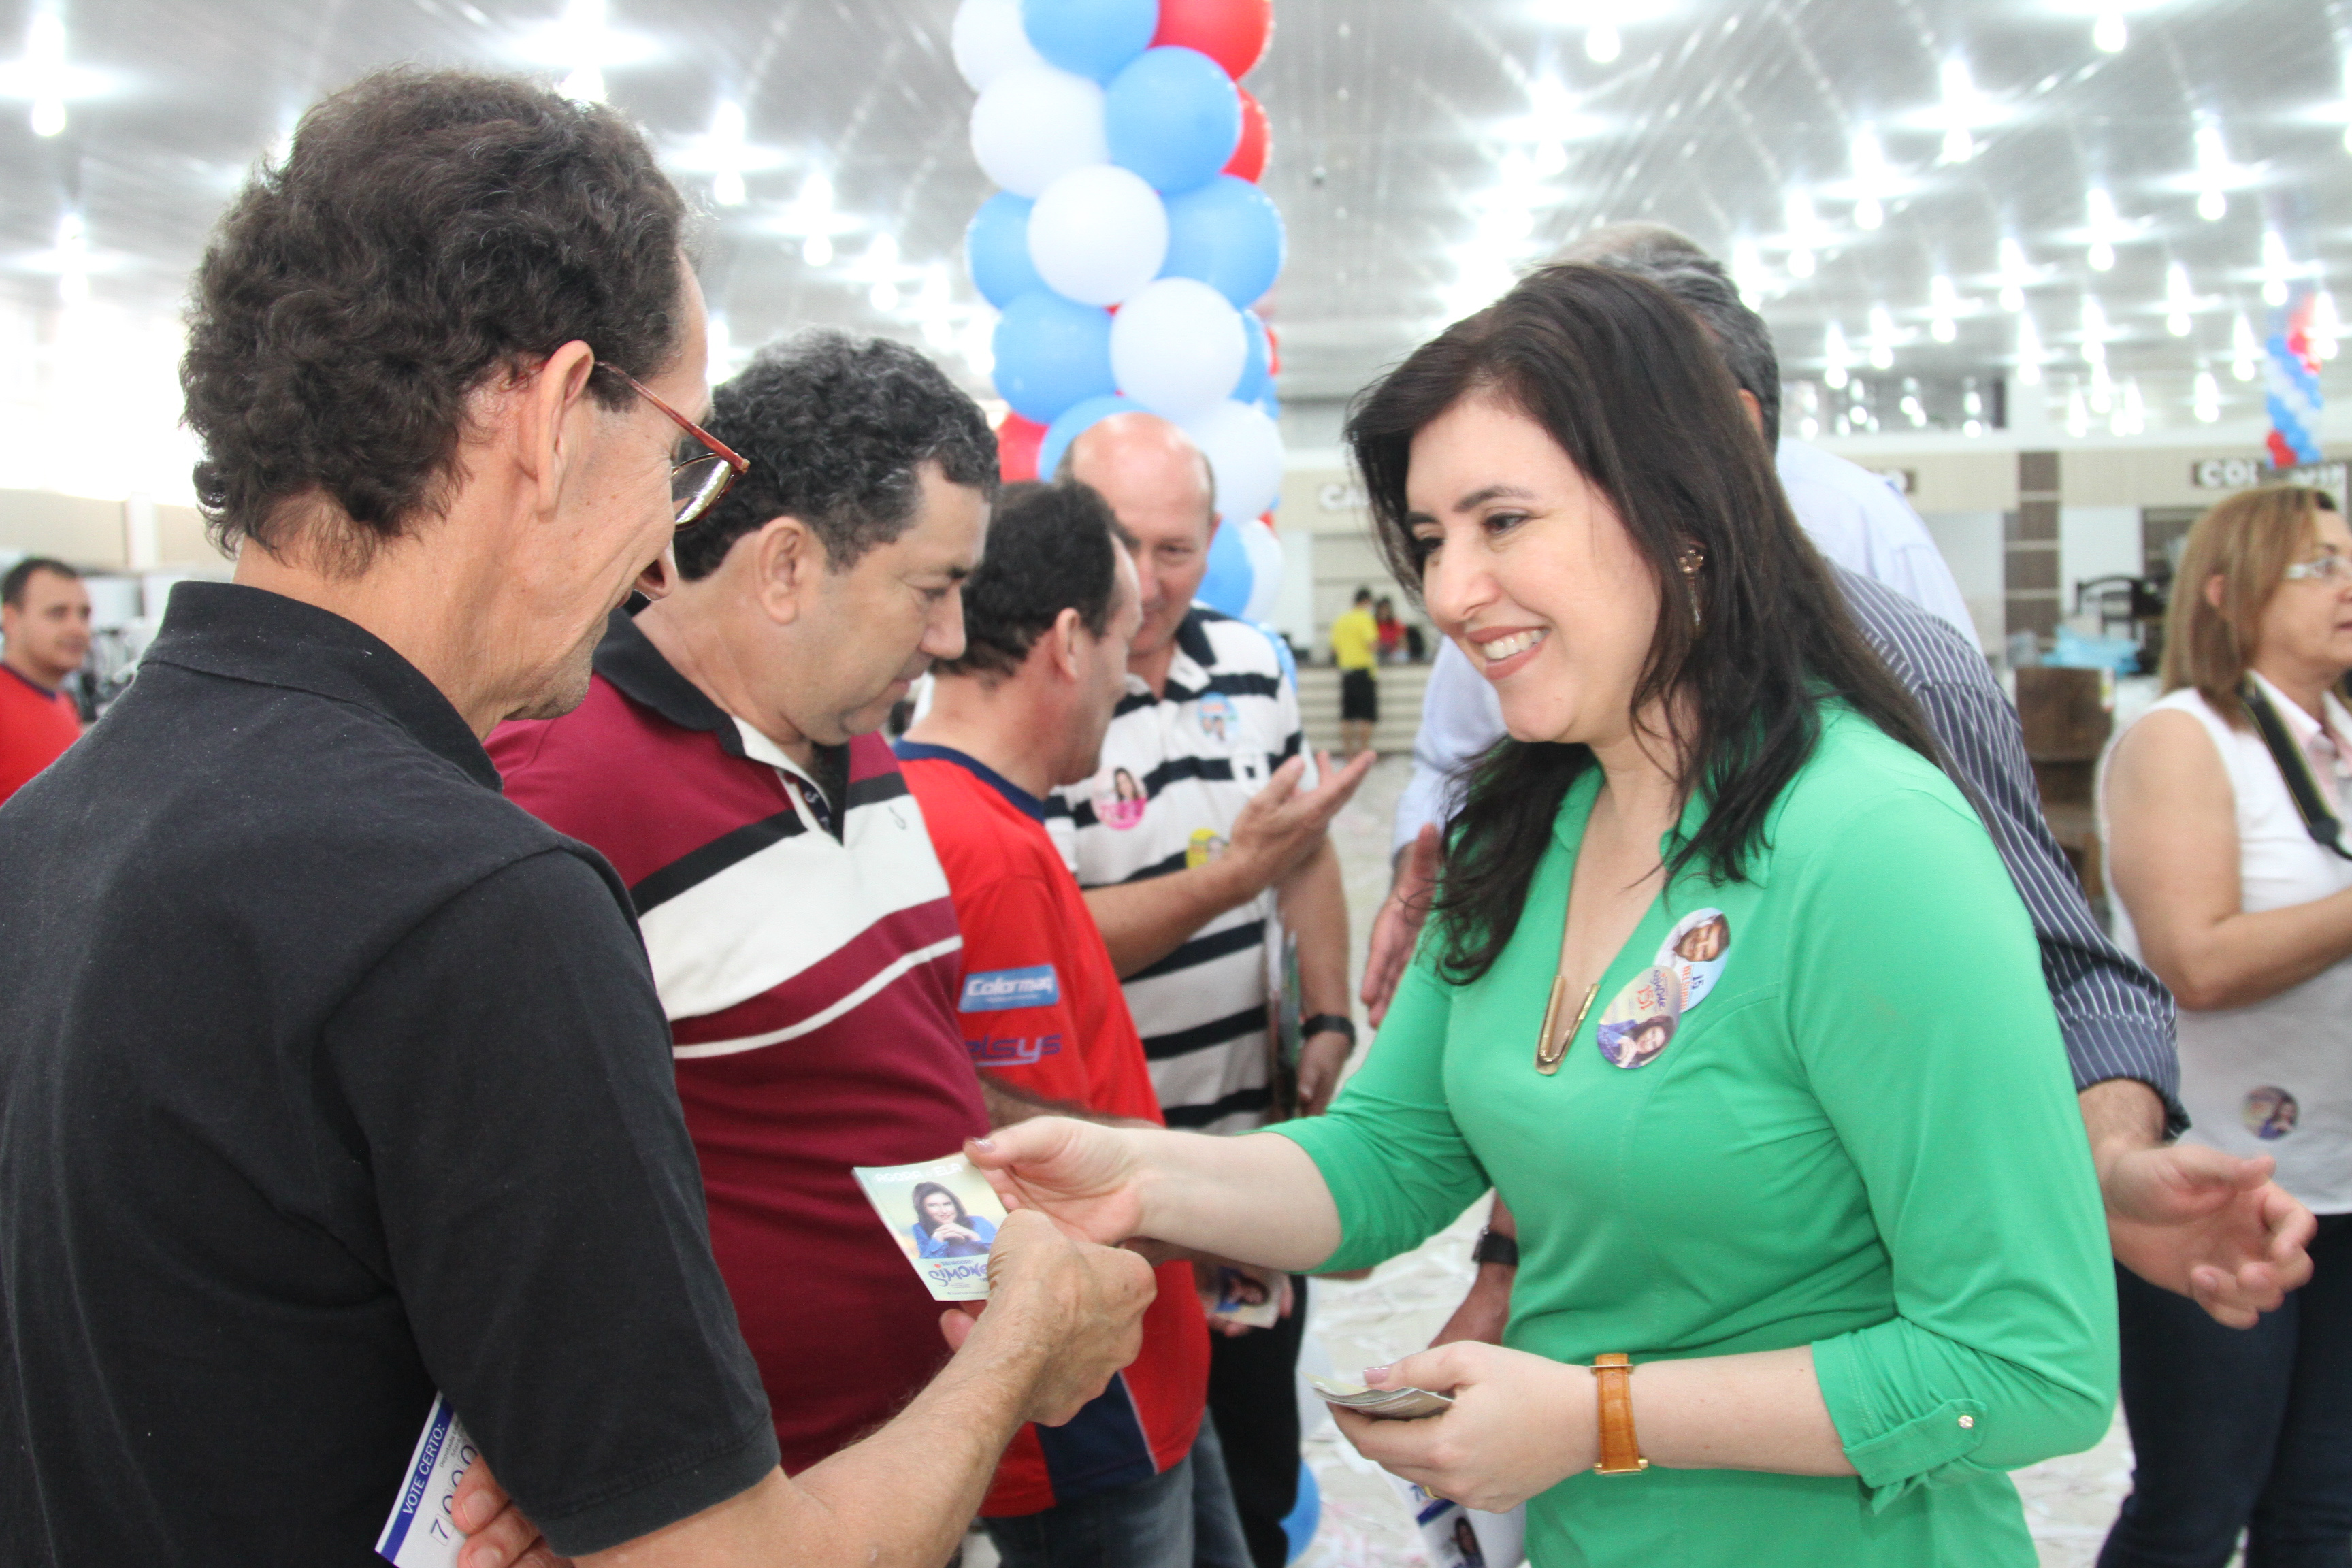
[955,0,1287,622]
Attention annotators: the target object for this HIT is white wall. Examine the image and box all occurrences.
[1272,527,1316,646]
[2059,506,2145,618]
[1919,510,2004,653]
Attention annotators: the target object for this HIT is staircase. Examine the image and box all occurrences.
[1295,661,1430,757]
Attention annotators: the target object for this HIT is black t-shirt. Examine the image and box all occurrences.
[0,584,777,1563]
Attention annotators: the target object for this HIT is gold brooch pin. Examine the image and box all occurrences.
[1535,975,1600,1075]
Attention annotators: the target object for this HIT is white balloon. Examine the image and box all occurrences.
[1183,398,1285,524]
[951,0,1045,91]
[1112,278,1247,421]
[1238,517,1286,622]
[1028,165,1168,307]
[970,64,1107,199]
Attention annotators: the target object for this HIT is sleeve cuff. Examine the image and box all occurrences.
[1260,1122,1379,1274]
[535,1415,780,1557]
[1812,1333,1990,1512]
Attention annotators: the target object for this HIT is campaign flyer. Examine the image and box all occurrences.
[375,1393,477,1568]
[854,1154,1009,1301]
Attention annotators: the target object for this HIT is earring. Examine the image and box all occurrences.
[1679,548,1705,632]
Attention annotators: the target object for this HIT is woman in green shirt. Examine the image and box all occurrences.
[973,264,2117,1566]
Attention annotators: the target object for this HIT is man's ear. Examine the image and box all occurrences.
[510,340,600,512]
[1050,606,1085,680]
[752,515,825,627]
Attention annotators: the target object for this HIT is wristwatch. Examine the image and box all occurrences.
[1471,1227,1519,1268]
[1300,1013,1357,1045]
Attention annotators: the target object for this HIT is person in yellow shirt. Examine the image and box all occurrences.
[1330,587,1380,757]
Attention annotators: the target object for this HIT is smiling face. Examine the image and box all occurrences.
[921,1190,960,1226]
[2249,504,2352,689]
[1405,393,1665,749]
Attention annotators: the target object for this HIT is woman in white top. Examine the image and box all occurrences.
[2099,485,2352,1567]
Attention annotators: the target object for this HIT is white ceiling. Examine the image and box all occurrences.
[0,0,2345,451]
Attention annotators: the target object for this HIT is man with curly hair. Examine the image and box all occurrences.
[0,69,1149,1568]
[494,329,1098,1518]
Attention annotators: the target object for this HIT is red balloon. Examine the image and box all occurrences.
[1224,87,1269,182]
[997,414,1045,483]
[1152,0,1273,80]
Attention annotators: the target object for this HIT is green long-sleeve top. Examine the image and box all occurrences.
[1274,708,2117,1567]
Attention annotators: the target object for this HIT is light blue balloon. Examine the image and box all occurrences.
[1234,310,1271,403]
[1037,393,1139,480]
[1195,512,1254,617]
[1160,176,1286,309]
[966,192,1043,308]
[1105,46,1242,195]
[991,291,1116,426]
[1281,1460,1320,1563]
[1021,0,1156,82]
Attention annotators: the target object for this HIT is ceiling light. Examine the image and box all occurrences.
[1788,248,1815,278]
[2112,377,2144,436]
[2192,122,2230,220]
[2261,229,2294,306]
[2089,361,2114,413]
[1731,238,1767,306]
[2066,385,2089,438]
[870,279,900,311]
[2165,261,2194,336]
[2232,311,2259,379]
[559,65,606,103]
[804,233,834,267]
[1867,304,1895,369]
[1585,24,1620,63]
[29,96,61,136]
[2193,368,2221,423]
[868,233,900,272]
[2093,10,2127,52]
[1823,322,1850,388]
[2195,189,2226,222]
[1532,139,1568,177]
[2081,295,2109,363]
[713,170,746,206]
[1998,236,2031,313]
[2313,289,2341,361]
[2089,243,2114,272]
[1942,127,1973,164]
[1929,274,1959,341]
[2016,314,2044,385]
[1855,198,1884,231]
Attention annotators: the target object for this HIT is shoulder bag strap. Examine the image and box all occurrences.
[2240,678,2352,862]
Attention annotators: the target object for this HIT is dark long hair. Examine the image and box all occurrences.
[1346,264,1937,985]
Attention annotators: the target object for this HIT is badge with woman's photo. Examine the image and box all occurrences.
[1198,691,1236,744]
[1094,766,1147,830]
[853,1154,1009,1301]
[1654,907,1732,1012]
[2243,1086,2299,1141]
[1594,964,1684,1071]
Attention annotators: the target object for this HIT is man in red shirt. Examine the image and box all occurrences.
[0,557,88,805]
[898,480,1247,1567]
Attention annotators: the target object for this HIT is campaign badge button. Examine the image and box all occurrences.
[1594,964,1684,1071]
[1654,907,1731,1013]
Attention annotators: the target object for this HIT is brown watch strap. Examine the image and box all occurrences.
[1592,1353,1648,1475]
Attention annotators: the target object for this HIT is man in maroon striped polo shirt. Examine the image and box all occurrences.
[493,331,1141,1479]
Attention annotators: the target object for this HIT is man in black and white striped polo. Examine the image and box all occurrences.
[1049,412,1375,1568]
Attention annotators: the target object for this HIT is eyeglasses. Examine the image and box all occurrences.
[610,368,749,527]
[2285,553,2352,585]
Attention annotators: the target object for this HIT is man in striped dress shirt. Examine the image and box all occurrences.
[1371,226,2317,1346]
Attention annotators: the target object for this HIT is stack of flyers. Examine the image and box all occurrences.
[1307,1372,1455,1421]
[854,1154,1010,1301]
[375,1394,478,1568]
[1204,1263,1282,1329]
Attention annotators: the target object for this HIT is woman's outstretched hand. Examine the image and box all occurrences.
[1331,1343,1595,1515]
[967,1119,1146,1247]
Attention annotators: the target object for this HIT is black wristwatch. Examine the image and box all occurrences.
[1300,1013,1357,1045]
[1472,1228,1520,1269]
